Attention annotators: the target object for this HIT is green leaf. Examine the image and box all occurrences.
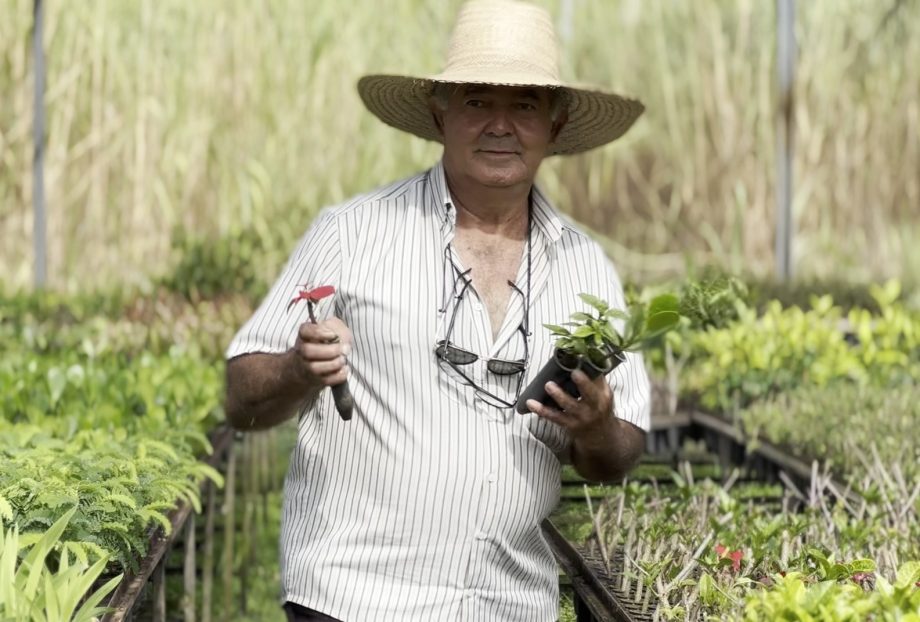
[0,495,13,522]
[22,507,77,599]
[846,558,876,574]
[647,293,680,316]
[140,509,174,536]
[577,293,609,314]
[47,367,67,406]
[64,541,90,566]
[895,561,920,588]
[543,324,571,336]
[645,310,680,335]
[72,571,121,622]
[194,463,225,487]
[105,493,138,510]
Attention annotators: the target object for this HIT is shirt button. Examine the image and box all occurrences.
[487,473,497,483]
[475,531,488,541]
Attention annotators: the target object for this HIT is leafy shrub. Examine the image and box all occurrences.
[676,283,920,411]
[160,227,278,302]
[743,563,920,621]
[678,298,865,410]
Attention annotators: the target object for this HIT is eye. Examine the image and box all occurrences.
[515,101,538,112]
[465,99,485,108]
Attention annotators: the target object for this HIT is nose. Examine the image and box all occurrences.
[484,106,513,137]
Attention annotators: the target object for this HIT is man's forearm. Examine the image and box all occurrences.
[570,417,645,483]
[225,351,322,431]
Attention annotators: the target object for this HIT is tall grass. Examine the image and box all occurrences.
[1,0,917,291]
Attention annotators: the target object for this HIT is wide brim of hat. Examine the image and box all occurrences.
[358,74,644,156]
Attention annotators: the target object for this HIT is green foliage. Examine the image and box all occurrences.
[742,276,900,315]
[545,293,680,366]
[677,274,748,330]
[0,508,122,622]
[160,228,278,303]
[0,427,223,570]
[743,564,920,621]
[1,284,254,361]
[677,285,920,411]
[0,346,224,437]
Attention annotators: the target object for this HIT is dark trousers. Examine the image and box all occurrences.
[283,602,343,622]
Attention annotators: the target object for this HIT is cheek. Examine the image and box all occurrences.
[517,120,554,146]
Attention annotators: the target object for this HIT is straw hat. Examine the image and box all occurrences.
[358,0,644,155]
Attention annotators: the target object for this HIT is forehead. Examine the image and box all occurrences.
[457,84,550,101]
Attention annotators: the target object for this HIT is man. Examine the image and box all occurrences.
[225,1,649,620]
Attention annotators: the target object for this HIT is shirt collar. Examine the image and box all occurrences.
[426,159,566,245]
[427,160,456,237]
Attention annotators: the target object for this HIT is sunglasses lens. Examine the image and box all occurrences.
[436,341,478,365]
[487,358,526,376]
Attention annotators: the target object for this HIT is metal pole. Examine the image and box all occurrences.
[775,0,795,281]
[32,0,47,288]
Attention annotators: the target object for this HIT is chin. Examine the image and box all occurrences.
[472,164,528,188]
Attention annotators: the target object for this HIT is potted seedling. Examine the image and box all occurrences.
[516,292,680,413]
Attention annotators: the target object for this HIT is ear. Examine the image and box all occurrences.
[429,100,445,137]
[550,110,568,143]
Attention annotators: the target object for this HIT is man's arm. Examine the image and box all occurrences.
[569,415,645,482]
[225,319,351,431]
[526,369,646,482]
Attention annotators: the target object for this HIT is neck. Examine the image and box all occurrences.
[444,173,532,237]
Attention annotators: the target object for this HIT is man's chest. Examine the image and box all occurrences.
[453,234,526,337]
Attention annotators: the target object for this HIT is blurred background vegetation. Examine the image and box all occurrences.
[2,0,918,294]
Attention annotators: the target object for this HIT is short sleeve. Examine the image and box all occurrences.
[602,257,652,432]
[225,208,342,359]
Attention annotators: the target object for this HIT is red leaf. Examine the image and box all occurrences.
[304,285,336,302]
[715,544,727,557]
[287,284,336,311]
[729,550,743,572]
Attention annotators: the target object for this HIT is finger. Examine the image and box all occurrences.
[300,318,355,348]
[298,322,342,343]
[305,356,348,377]
[297,341,345,361]
[525,399,568,425]
[315,366,349,387]
[569,370,605,406]
[322,318,355,347]
[545,380,582,414]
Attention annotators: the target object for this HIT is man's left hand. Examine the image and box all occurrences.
[525,369,612,440]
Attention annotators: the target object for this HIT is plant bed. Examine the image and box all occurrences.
[543,519,650,622]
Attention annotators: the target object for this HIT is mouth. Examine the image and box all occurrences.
[478,149,519,156]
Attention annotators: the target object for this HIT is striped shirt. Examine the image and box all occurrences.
[226,160,650,622]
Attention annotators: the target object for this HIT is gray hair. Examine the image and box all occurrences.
[430,82,569,122]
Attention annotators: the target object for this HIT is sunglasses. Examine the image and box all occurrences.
[434,212,533,408]
[435,274,529,375]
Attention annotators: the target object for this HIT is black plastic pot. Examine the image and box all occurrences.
[515,347,627,414]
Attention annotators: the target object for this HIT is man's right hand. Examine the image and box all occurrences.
[291,318,353,388]
[225,318,354,431]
